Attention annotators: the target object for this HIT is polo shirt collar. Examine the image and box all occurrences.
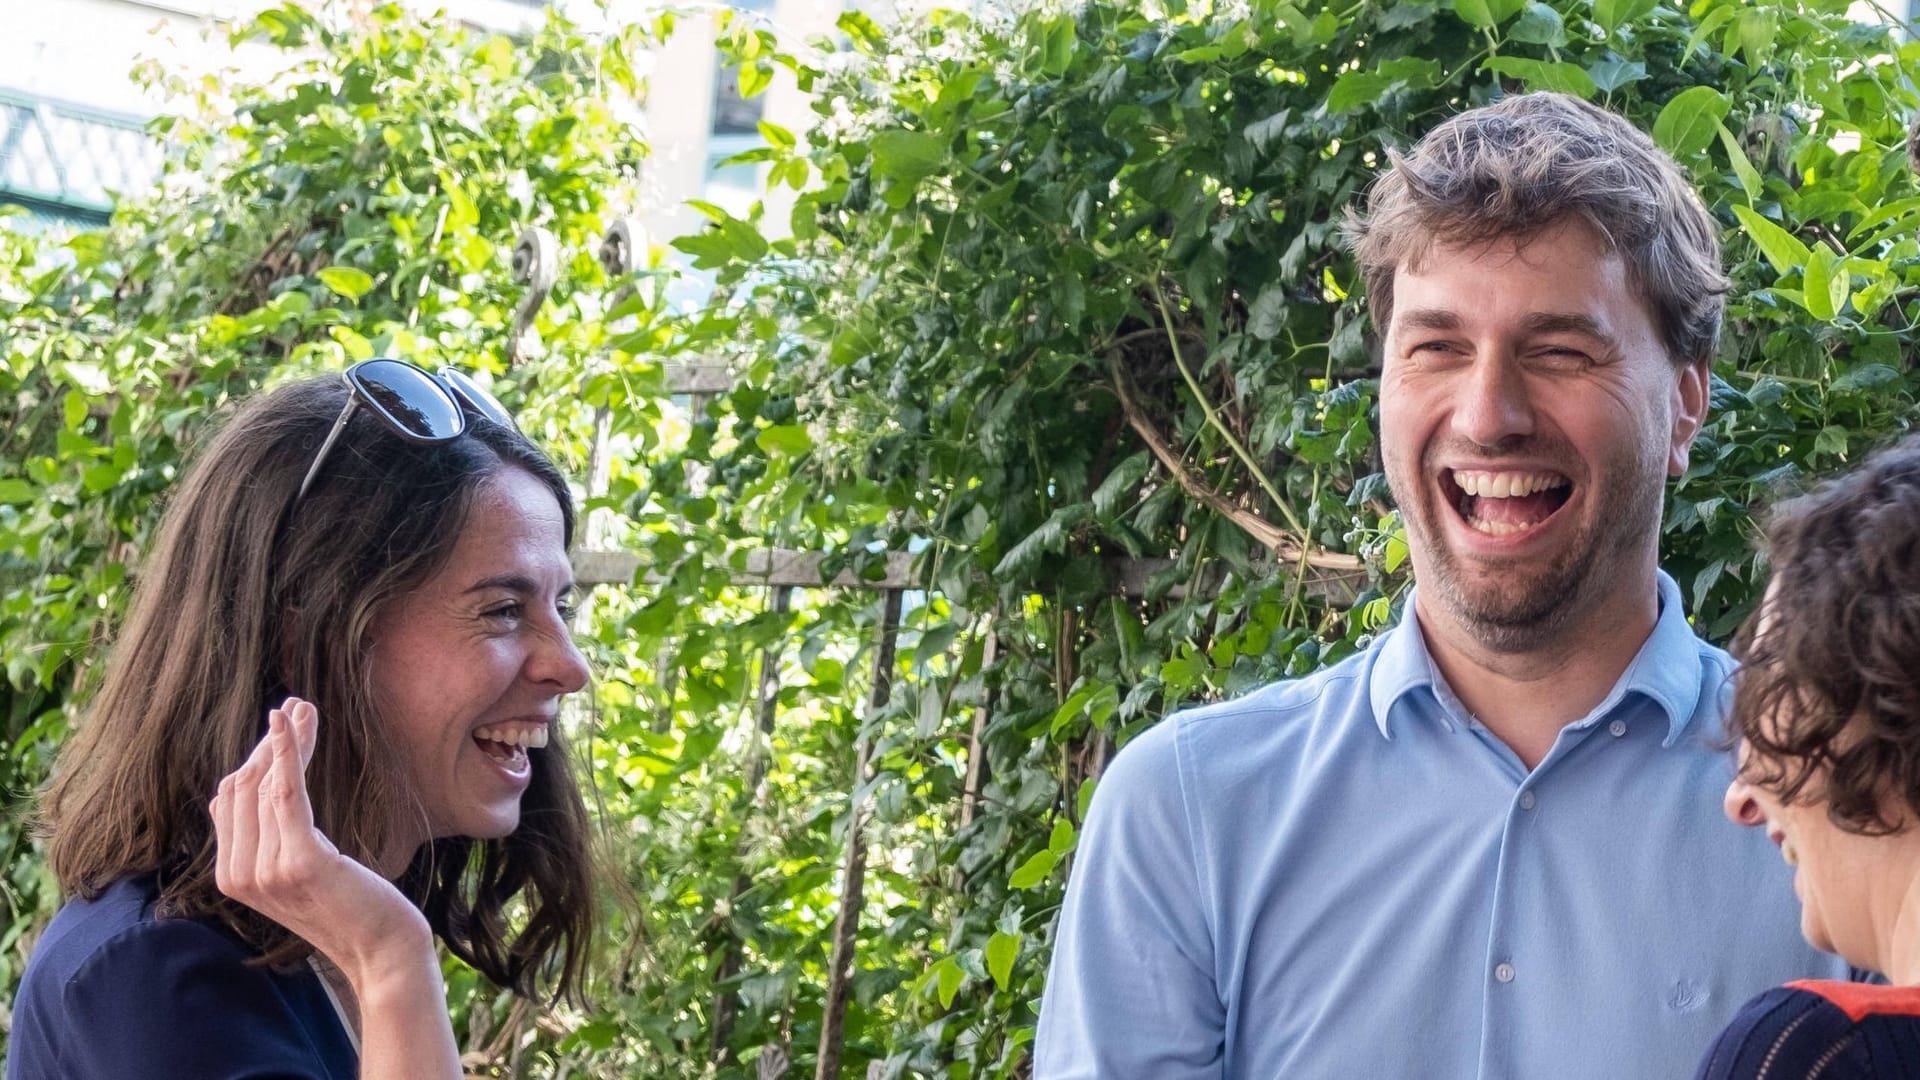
[1366,571,1704,744]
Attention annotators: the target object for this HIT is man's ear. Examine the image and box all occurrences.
[1669,358,1710,477]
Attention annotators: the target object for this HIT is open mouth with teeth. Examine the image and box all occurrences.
[1771,830,1799,867]
[1446,469,1573,537]
[473,722,548,770]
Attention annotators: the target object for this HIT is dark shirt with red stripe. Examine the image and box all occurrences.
[1696,980,1920,1079]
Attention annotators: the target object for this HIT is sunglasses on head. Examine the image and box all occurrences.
[294,358,517,506]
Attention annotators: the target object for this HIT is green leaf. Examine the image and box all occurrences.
[870,130,947,187]
[316,266,374,301]
[738,61,772,99]
[1384,529,1409,574]
[1683,6,1738,64]
[1800,244,1848,322]
[1375,57,1442,85]
[1730,205,1811,276]
[443,176,479,233]
[82,462,125,494]
[1651,86,1730,156]
[1360,595,1393,629]
[992,504,1091,578]
[1585,59,1647,94]
[1327,72,1391,115]
[1847,197,1920,242]
[1048,817,1077,854]
[1832,364,1901,393]
[836,10,885,49]
[758,120,796,149]
[1247,283,1289,340]
[1814,424,1849,460]
[1508,2,1566,47]
[1042,17,1076,76]
[1715,121,1762,204]
[1733,8,1777,67]
[1242,110,1292,153]
[330,325,375,361]
[1008,849,1058,889]
[0,478,35,505]
[756,424,814,456]
[1380,1,1439,30]
[1480,57,1596,98]
[935,956,965,1008]
[986,931,1020,991]
[1451,0,1522,29]
[1593,0,1656,34]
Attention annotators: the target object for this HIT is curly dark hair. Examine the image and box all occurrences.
[1731,432,1920,835]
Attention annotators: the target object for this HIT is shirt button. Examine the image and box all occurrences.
[1609,719,1628,737]
[1519,791,1537,811]
[1495,963,1516,983]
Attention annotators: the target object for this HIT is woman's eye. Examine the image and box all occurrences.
[484,603,524,623]
[556,599,578,621]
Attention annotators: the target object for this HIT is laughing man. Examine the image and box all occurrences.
[1033,92,1851,1079]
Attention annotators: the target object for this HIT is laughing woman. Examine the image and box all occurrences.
[9,361,597,1079]
[1703,434,1920,1079]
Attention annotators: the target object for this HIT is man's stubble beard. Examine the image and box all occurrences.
[1394,443,1667,656]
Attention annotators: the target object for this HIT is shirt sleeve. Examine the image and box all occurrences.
[1694,987,1871,1080]
[1033,717,1224,1079]
[49,917,336,1080]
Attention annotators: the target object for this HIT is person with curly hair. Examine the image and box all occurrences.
[1705,433,1920,1078]
[8,361,598,1079]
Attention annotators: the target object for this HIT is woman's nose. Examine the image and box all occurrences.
[1724,777,1765,827]
[529,620,592,695]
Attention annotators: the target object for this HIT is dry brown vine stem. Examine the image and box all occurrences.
[1110,358,1365,572]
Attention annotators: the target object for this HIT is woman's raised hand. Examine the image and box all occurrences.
[211,697,430,976]
[210,697,460,1078]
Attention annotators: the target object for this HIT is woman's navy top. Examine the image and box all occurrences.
[7,874,357,1079]
[1697,980,1920,1080]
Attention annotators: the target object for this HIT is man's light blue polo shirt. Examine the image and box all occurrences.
[1035,573,1849,1079]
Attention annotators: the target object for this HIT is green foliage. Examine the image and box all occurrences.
[4,0,1920,1077]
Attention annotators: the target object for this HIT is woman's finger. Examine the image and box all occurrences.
[222,712,275,889]
[253,710,295,876]
[286,696,320,772]
[264,707,319,863]
[211,773,236,894]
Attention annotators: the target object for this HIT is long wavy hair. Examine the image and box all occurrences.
[42,373,597,1002]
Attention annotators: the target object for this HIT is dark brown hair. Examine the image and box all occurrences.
[1344,91,1729,367]
[42,374,597,1001]
[1731,433,1920,835]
